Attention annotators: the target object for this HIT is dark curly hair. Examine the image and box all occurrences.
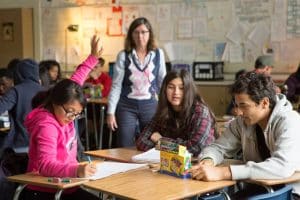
[230,72,277,109]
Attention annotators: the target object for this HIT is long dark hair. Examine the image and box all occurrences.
[125,17,157,53]
[39,60,62,83]
[32,79,86,111]
[154,69,214,135]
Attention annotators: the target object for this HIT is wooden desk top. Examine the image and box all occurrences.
[85,147,142,163]
[0,127,10,132]
[83,168,236,200]
[246,172,300,186]
[87,97,108,104]
[7,173,89,189]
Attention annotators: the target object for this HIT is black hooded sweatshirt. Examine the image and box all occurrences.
[0,59,43,150]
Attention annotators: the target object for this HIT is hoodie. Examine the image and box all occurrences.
[199,94,300,194]
[0,59,42,150]
[24,55,98,193]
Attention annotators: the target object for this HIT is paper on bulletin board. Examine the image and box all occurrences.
[139,5,156,25]
[122,6,140,34]
[214,42,226,61]
[163,42,195,62]
[271,15,286,42]
[248,21,270,47]
[107,6,122,36]
[193,17,207,37]
[102,36,124,56]
[244,40,261,62]
[157,4,171,21]
[43,47,61,62]
[158,20,173,41]
[206,1,232,40]
[229,44,243,63]
[271,0,286,41]
[226,21,249,45]
[233,0,272,24]
[195,39,214,61]
[172,2,193,18]
[177,18,192,39]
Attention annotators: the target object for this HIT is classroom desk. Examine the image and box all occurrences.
[7,173,89,200]
[85,147,142,163]
[86,97,108,150]
[245,172,300,193]
[83,167,236,200]
[0,127,9,132]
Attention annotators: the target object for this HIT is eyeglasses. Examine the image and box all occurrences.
[133,30,149,36]
[61,105,83,119]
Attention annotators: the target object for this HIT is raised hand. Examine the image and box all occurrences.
[90,35,103,58]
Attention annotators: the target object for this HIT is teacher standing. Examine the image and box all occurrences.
[107,17,166,147]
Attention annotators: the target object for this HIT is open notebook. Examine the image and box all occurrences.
[131,148,160,163]
[89,161,147,180]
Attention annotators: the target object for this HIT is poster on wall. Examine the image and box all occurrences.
[107,6,123,36]
[2,22,14,41]
[122,6,139,34]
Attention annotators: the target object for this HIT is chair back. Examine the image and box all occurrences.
[248,184,293,200]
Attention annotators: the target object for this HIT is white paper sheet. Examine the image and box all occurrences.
[89,161,147,180]
[131,148,160,163]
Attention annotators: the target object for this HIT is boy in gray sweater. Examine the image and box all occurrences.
[190,72,300,198]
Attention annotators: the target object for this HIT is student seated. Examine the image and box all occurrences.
[189,72,300,199]
[0,59,43,153]
[0,68,14,96]
[226,69,247,116]
[254,55,274,75]
[20,35,102,200]
[285,63,300,104]
[84,57,112,98]
[39,59,62,86]
[136,69,216,156]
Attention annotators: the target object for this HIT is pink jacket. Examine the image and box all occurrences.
[25,55,98,193]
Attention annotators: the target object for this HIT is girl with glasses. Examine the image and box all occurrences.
[21,35,102,200]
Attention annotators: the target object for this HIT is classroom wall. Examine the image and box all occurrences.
[0,0,299,81]
[0,8,34,67]
[0,0,41,65]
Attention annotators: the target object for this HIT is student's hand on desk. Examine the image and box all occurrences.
[107,114,118,131]
[150,132,162,144]
[189,164,232,181]
[77,163,97,178]
[90,35,103,58]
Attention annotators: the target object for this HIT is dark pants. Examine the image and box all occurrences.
[231,183,285,200]
[20,187,99,200]
[116,99,157,147]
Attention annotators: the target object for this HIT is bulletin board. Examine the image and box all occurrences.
[41,0,300,73]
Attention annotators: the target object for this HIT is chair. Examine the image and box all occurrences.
[248,184,293,200]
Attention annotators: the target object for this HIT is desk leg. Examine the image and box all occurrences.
[84,107,90,151]
[108,129,112,149]
[220,190,231,200]
[92,103,99,148]
[262,185,274,193]
[13,184,27,200]
[55,189,63,200]
[98,105,105,150]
